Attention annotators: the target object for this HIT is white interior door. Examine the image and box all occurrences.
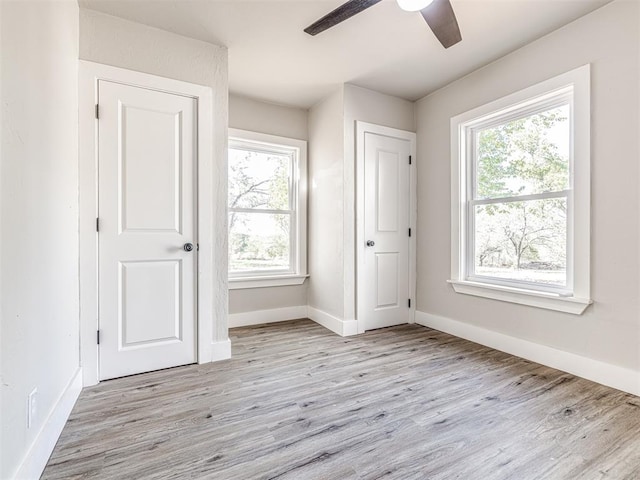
[360,130,412,331]
[98,80,197,380]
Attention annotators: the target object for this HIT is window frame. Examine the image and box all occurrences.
[449,65,592,314]
[228,128,308,289]
[466,91,572,295]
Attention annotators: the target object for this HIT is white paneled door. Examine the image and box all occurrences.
[361,130,412,330]
[98,80,197,380]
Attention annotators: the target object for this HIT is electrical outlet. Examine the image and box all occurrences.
[27,388,37,429]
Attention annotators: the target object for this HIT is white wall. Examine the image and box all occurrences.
[80,9,226,88]
[343,84,415,133]
[308,88,345,319]
[307,85,415,324]
[79,8,230,344]
[415,1,639,372]
[229,94,307,140]
[228,94,308,314]
[1,1,80,477]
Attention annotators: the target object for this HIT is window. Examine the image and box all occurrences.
[228,129,307,289]
[450,66,591,314]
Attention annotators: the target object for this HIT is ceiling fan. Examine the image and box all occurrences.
[304,0,462,49]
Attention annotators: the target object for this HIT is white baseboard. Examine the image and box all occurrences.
[307,306,358,337]
[208,338,232,363]
[14,367,83,480]
[415,311,640,397]
[342,318,359,336]
[228,305,358,337]
[228,306,307,328]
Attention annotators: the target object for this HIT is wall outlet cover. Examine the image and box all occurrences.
[27,387,38,429]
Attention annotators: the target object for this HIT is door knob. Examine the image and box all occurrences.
[366,240,375,247]
[183,243,194,252]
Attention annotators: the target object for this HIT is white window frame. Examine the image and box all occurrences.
[228,128,308,289]
[449,65,592,314]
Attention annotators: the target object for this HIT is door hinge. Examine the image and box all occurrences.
[97,330,100,345]
[408,228,412,237]
[95,104,99,119]
[409,155,412,165]
[96,217,99,232]
[408,299,411,308]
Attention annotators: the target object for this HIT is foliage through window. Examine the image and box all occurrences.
[451,66,590,312]
[228,130,307,284]
[471,102,570,290]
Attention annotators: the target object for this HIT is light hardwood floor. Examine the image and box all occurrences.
[43,319,640,479]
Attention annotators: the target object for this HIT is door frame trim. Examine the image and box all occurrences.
[79,61,218,386]
[355,121,417,334]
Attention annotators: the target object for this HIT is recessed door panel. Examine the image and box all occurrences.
[98,80,197,380]
[120,261,181,347]
[376,253,399,308]
[377,150,400,233]
[121,106,182,233]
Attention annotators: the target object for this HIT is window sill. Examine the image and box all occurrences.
[447,280,592,315]
[229,274,309,290]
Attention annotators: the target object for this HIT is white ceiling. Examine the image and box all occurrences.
[79,0,612,109]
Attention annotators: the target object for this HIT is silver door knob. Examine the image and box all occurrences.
[183,243,194,252]
[366,240,375,247]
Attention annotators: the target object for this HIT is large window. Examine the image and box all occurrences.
[228,129,307,289]
[450,66,591,314]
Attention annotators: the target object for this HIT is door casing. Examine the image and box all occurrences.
[79,61,220,386]
[356,121,417,333]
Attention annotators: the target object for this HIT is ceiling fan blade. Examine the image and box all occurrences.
[421,0,462,49]
[304,0,383,36]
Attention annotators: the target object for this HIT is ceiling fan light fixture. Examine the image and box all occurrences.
[396,0,434,12]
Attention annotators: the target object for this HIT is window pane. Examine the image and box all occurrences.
[229,212,291,273]
[228,148,290,210]
[476,105,570,199]
[473,198,567,286]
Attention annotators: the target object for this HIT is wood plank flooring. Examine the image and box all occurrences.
[43,320,640,479]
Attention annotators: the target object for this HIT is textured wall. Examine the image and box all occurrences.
[1,1,80,477]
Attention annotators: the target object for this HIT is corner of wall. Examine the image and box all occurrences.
[307,87,347,320]
[307,306,358,337]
